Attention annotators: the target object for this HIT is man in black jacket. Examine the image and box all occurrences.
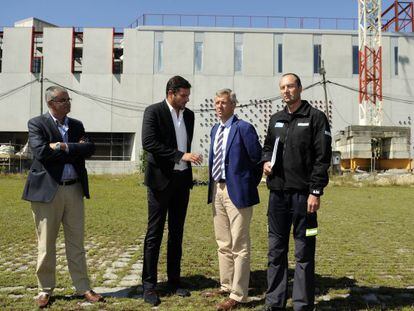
[22,86,103,308]
[261,73,332,311]
[141,76,202,306]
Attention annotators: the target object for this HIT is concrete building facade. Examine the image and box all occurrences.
[0,22,413,172]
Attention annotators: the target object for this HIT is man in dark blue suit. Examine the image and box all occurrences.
[206,89,262,311]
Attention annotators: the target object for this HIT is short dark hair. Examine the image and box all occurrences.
[166,76,191,96]
[282,73,302,88]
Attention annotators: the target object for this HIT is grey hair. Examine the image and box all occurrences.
[45,85,67,103]
[215,88,238,104]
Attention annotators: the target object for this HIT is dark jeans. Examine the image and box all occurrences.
[265,191,317,311]
[142,170,190,291]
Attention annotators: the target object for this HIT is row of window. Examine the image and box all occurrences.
[0,32,401,76]
[155,33,400,76]
[29,31,125,75]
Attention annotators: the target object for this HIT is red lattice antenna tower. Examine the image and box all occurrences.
[358,0,383,126]
[382,0,414,32]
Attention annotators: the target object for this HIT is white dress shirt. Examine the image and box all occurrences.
[213,115,234,180]
[166,100,188,171]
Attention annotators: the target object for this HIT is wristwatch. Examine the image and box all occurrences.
[54,142,61,151]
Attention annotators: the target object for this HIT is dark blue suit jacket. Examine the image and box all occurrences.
[207,116,262,208]
[22,113,95,203]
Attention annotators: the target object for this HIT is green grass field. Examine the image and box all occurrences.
[0,174,413,310]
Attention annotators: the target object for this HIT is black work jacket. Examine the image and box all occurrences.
[262,100,332,196]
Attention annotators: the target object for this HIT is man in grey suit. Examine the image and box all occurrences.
[22,86,103,308]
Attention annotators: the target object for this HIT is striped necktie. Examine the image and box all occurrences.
[212,125,225,182]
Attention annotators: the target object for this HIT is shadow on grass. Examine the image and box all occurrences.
[134,274,220,297]
[249,269,414,310]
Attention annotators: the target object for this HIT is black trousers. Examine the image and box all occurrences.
[142,170,190,291]
[265,191,317,311]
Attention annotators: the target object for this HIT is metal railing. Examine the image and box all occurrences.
[128,13,358,30]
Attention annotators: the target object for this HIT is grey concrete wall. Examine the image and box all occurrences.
[163,31,194,75]
[123,29,154,74]
[283,33,313,75]
[43,28,73,74]
[203,32,234,75]
[83,28,113,74]
[2,27,32,73]
[243,33,274,76]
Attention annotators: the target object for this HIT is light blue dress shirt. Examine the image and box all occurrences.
[49,112,79,181]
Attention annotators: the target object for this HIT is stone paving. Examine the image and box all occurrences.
[1,233,414,307]
[0,234,146,299]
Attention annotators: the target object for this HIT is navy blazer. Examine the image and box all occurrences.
[208,116,262,208]
[22,113,95,203]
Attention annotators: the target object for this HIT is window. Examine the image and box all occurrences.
[72,31,83,73]
[394,46,399,75]
[313,35,322,74]
[313,44,322,74]
[278,44,283,73]
[234,33,243,73]
[154,32,163,73]
[274,34,283,74]
[0,34,3,73]
[31,33,43,73]
[113,32,123,74]
[194,32,204,73]
[87,133,134,161]
[352,45,359,74]
[391,37,399,76]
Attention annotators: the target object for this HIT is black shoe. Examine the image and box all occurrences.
[167,281,191,297]
[262,305,285,311]
[175,287,191,297]
[143,290,161,306]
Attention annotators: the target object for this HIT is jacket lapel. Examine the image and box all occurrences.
[210,124,219,166]
[44,113,62,141]
[225,115,238,157]
[183,109,193,151]
[161,101,177,147]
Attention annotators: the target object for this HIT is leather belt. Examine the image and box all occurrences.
[59,178,79,186]
[217,179,226,183]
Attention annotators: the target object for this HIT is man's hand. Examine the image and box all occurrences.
[263,161,272,176]
[49,142,67,151]
[182,152,203,165]
[79,136,89,143]
[307,194,320,213]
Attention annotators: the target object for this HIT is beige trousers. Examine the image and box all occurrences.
[31,182,90,294]
[212,182,253,302]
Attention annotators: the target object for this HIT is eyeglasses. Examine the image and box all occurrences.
[52,98,72,103]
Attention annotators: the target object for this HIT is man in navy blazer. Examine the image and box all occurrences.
[205,89,262,311]
[22,86,102,308]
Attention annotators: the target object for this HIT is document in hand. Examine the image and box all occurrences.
[270,137,280,169]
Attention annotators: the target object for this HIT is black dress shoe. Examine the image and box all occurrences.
[175,287,191,297]
[143,290,161,306]
[262,305,285,311]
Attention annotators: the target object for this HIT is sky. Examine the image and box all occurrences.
[0,0,398,29]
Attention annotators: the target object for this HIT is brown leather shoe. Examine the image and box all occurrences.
[216,298,240,311]
[83,290,104,303]
[35,293,50,308]
[201,288,230,298]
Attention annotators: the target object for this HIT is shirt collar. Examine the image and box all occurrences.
[165,99,184,115]
[49,111,68,127]
[220,115,234,128]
